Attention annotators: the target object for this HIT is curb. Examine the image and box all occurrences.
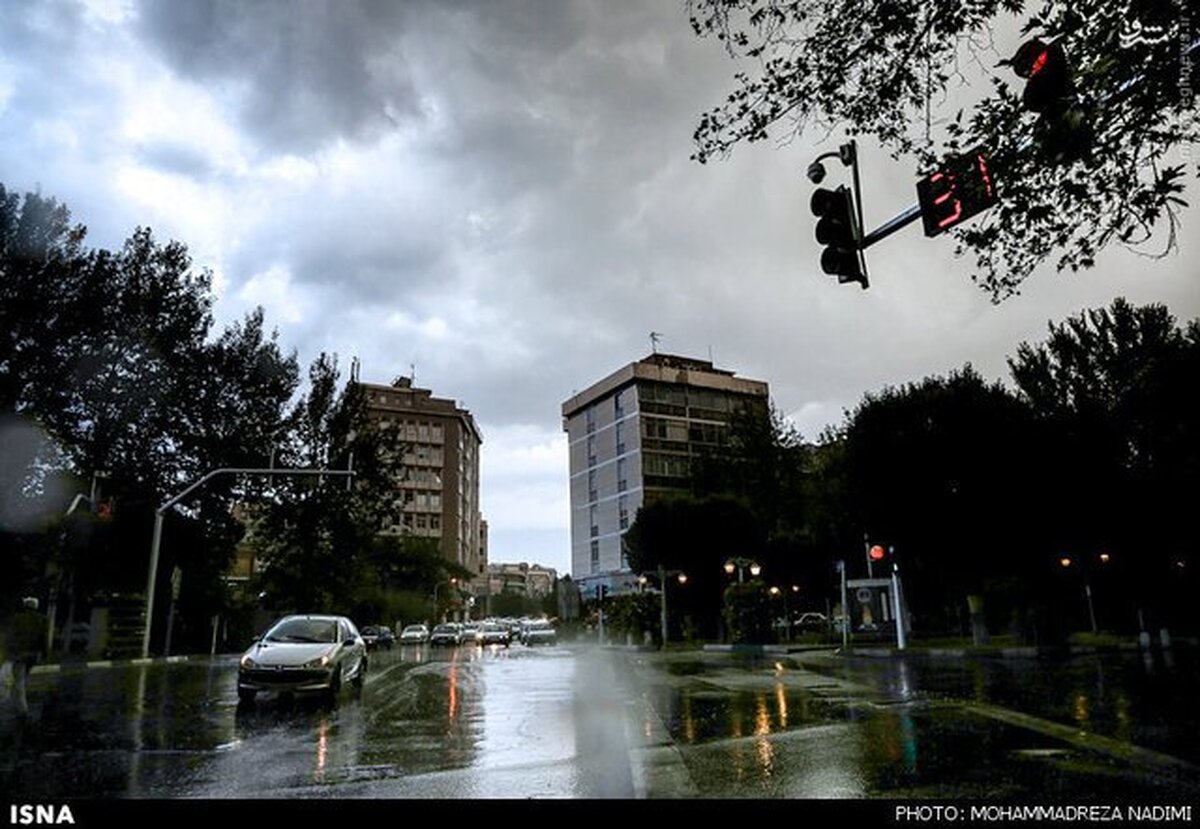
[28,653,222,675]
[841,640,1193,660]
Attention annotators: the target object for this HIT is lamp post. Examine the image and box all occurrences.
[767,585,802,642]
[723,558,761,584]
[1059,553,1110,634]
[654,566,688,648]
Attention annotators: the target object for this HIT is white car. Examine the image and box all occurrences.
[521,620,557,646]
[399,624,430,644]
[238,614,367,705]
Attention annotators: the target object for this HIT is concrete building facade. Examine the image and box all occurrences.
[486,562,558,599]
[561,353,769,595]
[360,377,486,589]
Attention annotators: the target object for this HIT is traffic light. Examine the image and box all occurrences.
[1006,38,1092,163]
[810,185,868,288]
[916,146,999,237]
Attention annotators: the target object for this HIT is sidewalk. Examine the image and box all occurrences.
[23,652,227,676]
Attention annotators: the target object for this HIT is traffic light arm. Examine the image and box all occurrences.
[861,203,923,249]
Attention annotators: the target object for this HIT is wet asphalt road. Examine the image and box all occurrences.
[623,646,1200,799]
[1,642,636,798]
[3,642,1198,801]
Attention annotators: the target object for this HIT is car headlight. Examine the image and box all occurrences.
[240,654,258,669]
[302,652,334,669]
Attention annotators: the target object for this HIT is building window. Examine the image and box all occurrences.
[615,421,625,455]
[614,389,624,419]
[587,435,596,467]
[430,514,441,533]
[617,458,627,492]
[590,540,600,573]
[590,505,598,537]
[586,406,596,434]
[588,469,597,502]
[619,495,629,530]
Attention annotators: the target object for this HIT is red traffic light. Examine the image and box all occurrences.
[869,544,886,561]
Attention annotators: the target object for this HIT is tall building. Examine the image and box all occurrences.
[561,353,769,594]
[360,377,486,591]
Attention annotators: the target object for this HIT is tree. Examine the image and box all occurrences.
[247,353,425,614]
[690,400,810,539]
[1008,298,1200,631]
[0,184,301,652]
[835,365,1040,633]
[624,493,765,638]
[689,1,1197,299]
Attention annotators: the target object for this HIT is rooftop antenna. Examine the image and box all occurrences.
[649,331,662,354]
[350,356,360,383]
[410,362,416,386]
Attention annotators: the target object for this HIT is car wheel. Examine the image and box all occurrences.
[326,666,343,702]
[352,658,367,689]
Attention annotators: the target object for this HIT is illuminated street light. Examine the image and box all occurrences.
[642,566,688,648]
[724,558,760,584]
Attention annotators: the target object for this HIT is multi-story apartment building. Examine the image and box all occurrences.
[561,353,769,595]
[360,377,486,590]
[486,562,558,598]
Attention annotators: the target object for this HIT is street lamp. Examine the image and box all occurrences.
[1059,553,1111,634]
[643,567,687,648]
[767,585,802,642]
[724,558,761,584]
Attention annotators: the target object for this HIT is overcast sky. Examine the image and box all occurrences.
[3,0,1197,578]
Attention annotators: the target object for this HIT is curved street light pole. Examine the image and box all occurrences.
[143,464,353,659]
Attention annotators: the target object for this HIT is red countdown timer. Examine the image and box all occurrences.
[916,147,999,237]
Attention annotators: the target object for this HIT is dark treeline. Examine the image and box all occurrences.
[0,185,462,655]
[627,298,1200,642]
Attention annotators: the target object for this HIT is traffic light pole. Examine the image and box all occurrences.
[142,464,354,659]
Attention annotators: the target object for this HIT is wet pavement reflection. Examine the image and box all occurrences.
[627,649,1200,799]
[0,642,632,798]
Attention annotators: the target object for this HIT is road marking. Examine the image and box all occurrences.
[961,700,1199,774]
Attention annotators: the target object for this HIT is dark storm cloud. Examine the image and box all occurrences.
[136,0,421,153]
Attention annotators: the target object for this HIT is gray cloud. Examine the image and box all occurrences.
[3,0,1198,576]
[136,0,421,153]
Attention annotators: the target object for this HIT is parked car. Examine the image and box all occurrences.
[237,614,367,705]
[398,624,430,645]
[429,623,463,646]
[795,612,830,632]
[521,619,557,646]
[360,625,395,650]
[478,621,511,647]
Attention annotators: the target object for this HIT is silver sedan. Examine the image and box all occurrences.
[237,614,368,705]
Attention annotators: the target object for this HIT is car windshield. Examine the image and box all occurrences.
[265,618,338,644]
[403,626,425,633]
[433,625,456,633]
